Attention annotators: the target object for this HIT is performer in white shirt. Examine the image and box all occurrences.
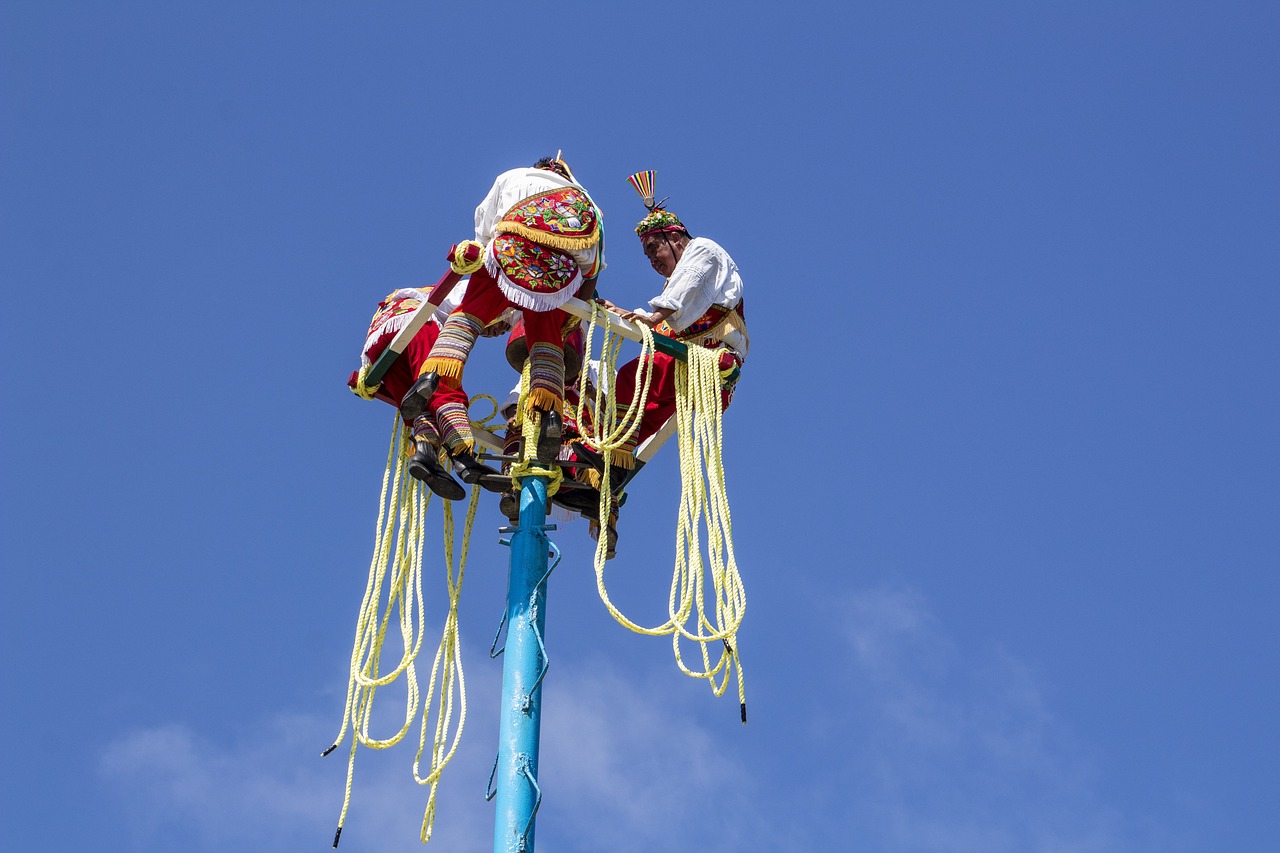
[596,206,747,469]
[399,155,604,496]
[573,191,747,557]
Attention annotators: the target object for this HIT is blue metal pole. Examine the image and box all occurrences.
[493,475,551,853]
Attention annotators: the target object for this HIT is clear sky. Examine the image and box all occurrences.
[2,3,1277,852]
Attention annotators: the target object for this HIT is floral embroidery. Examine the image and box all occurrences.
[656,300,746,342]
[367,294,421,337]
[501,188,598,237]
[491,233,578,294]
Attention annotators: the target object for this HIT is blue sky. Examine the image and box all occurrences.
[2,3,1277,851]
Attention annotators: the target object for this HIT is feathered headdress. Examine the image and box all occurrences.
[628,170,686,237]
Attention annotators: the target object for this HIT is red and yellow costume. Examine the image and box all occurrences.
[349,283,513,438]
[418,166,604,454]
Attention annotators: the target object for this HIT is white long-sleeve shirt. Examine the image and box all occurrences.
[648,237,748,357]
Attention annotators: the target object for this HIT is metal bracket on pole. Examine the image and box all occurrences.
[491,475,557,853]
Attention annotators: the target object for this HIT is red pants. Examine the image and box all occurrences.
[612,348,742,452]
[425,268,569,416]
[349,322,441,426]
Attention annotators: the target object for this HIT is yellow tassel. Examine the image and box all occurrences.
[445,436,475,455]
[421,357,464,382]
[525,387,562,413]
[507,362,565,496]
[494,221,601,252]
[608,449,636,470]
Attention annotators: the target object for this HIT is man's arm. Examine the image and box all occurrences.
[620,305,675,327]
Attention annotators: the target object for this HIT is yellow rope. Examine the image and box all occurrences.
[574,307,747,714]
[670,345,747,711]
[509,358,564,495]
[574,301,654,463]
[326,411,480,845]
[351,363,381,400]
[450,239,486,275]
[412,473,480,843]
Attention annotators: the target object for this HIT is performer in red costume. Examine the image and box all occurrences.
[348,281,515,499]
[400,155,604,498]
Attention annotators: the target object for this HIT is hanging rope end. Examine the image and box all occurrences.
[321,743,338,757]
[332,825,343,848]
[740,703,747,724]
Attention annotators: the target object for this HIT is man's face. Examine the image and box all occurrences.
[641,231,685,277]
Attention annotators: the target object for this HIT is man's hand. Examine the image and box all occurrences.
[621,306,675,327]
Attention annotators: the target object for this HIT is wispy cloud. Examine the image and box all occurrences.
[95,653,761,853]
[831,585,1176,853]
[536,662,763,852]
[98,711,456,853]
[97,585,1181,853]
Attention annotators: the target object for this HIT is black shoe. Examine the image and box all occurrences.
[569,442,634,494]
[407,442,465,500]
[550,486,601,518]
[451,452,507,493]
[570,440,603,471]
[399,372,439,422]
[535,409,563,465]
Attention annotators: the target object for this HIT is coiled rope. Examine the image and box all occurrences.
[325,411,480,847]
[510,359,565,494]
[574,303,747,718]
[350,362,380,400]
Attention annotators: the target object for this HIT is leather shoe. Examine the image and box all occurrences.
[399,372,439,422]
[451,451,507,493]
[499,490,520,524]
[551,485,601,518]
[407,442,465,501]
[569,442,635,493]
[535,409,563,465]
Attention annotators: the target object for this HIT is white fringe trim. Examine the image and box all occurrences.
[484,243,582,313]
[362,311,416,360]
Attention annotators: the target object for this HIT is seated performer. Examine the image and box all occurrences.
[348,280,515,499]
[576,187,748,556]
[400,155,604,499]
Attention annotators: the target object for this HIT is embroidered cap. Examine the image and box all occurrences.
[634,208,688,238]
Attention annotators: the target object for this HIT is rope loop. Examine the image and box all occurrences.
[351,363,381,400]
[450,240,486,275]
[576,310,748,717]
[326,411,482,844]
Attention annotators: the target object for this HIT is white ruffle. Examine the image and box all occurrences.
[362,311,416,361]
[358,279,474,362]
